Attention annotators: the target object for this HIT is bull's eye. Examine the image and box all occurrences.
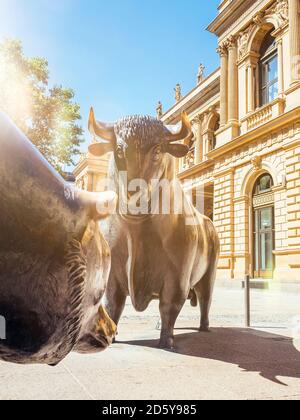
[116,147,124,160]
[152,146,162,162]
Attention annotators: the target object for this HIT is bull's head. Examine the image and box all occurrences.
[88,108,193,186]
[0,112,117,365]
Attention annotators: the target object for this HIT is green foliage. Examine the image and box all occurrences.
[0,39,83,172]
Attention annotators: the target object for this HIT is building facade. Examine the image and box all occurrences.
[73,137,109,193]
[161,0,300,283]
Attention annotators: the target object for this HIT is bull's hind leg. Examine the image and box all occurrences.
[194,257,218,333]
[159,284,188,350]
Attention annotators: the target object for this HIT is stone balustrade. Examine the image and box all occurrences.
[247,104,273,130]
[241,98,285,134]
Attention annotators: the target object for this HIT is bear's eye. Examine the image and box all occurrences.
[152,146,162,162]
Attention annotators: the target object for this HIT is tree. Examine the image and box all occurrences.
[0,39,83,173]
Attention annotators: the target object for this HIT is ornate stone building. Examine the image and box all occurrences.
[161,0,300,283]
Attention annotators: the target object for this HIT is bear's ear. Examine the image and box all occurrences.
[88,143,114,157]
[166,143,190,158]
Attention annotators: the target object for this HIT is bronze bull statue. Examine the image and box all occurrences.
[0,112,117,365]
[88,108,220,349]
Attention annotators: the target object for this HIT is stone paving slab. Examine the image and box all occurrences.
[0,286,300,400]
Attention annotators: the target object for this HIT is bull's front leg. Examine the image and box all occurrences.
[159,282,187,350]
[103,275,127,327]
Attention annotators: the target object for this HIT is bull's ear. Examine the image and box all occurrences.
[88,142,114,157]
[166,143,190,158]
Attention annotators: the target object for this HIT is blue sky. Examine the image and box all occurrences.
[0,0,220,159]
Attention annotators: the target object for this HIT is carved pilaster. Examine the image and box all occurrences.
[289,0,300,84]
[191,115,204,164]
[227,36,239,124]
[217,42,228,127]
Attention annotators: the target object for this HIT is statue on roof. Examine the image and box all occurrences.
[197,64,205,85]
[174,84,182,102]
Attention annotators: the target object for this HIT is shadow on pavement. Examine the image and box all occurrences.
[119,327,300,386]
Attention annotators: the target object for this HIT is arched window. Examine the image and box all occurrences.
[253,173,274,195]
[259,30,278,107]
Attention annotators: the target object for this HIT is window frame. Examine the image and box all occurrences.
[259,34,279,107]
[253,173,274,196]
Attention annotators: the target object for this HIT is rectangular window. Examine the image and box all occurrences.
[260,53,278,106]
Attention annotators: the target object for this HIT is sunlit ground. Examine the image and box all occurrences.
[0,283,300,400]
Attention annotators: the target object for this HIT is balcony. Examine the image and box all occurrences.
[241,98,285,134]
[247,104,273,130]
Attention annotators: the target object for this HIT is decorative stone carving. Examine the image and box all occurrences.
[216,42,228,57]
[191,114,203,126]
[237,25,253,60]
[251,156,262,171]
[227,35,236,49]
[261,0,289,29]
[237,32,248,60]
[253,192,275,208]
[253,11,265,27]
[271,0,289,26]
[237,0,289,62]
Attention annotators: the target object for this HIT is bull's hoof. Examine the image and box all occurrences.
[199,325,211,333]
[158,336,174,350]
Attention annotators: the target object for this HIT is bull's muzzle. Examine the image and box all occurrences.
[75,305,117,354]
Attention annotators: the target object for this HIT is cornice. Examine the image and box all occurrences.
[208,0,277,41]
[274,248,300,256]
[177,159,214,180]
[207,0,257,35]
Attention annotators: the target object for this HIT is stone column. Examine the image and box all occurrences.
[289,0,300,84]
[247,64,255,113]
[255,65,260,109]
[276,38,285,96]
[217,44,228,127]
[227,36,239,123]
[192,116,203,164]
[87,172,94,192]
[247,54,260,112]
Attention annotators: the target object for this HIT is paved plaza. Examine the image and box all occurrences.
[0,284,300,400]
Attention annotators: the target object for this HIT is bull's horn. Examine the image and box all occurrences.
[88,107,115,143]
[165,112,193,146]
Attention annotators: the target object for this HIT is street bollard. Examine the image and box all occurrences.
[245,275,251,328]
